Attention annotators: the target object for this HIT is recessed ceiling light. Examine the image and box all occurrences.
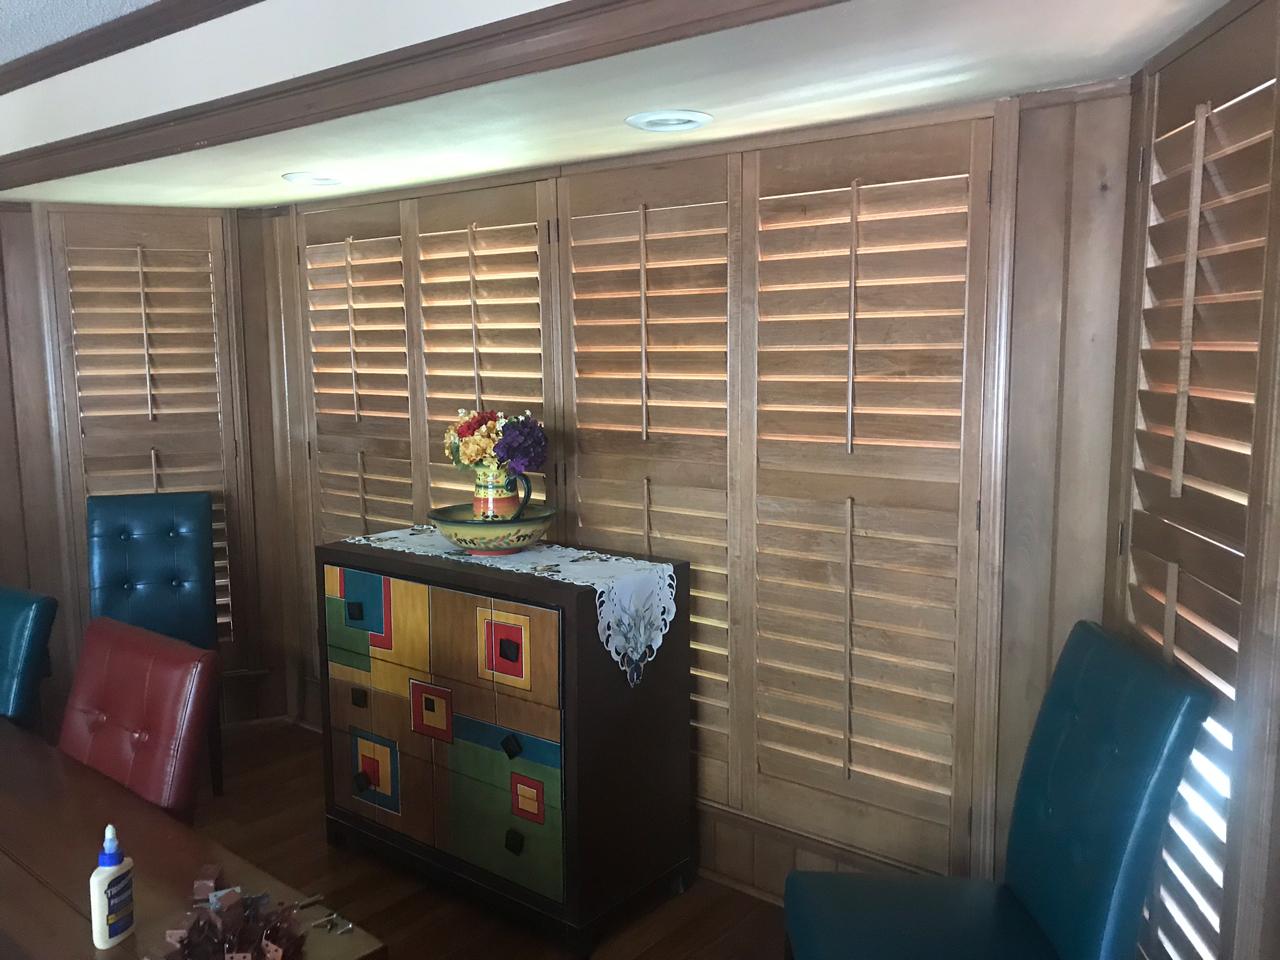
[624,110,712,133]
[281,171,341,186]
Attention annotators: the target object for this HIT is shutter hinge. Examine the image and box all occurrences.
[1137,145,1146,180]
[987,169,993,205]
[1117,520,1126,557]
[976,499,982,530]
[296,245,302,265]
[968,805,973,835]
[306,440,313,460]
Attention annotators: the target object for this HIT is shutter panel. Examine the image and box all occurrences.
[302,201,415,540]
[1124,7,1275,958]
[560,157,733,804]
[414,182,555,510]
[49,209,243,643]
[745,120,989,872]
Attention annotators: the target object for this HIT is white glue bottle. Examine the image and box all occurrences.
[89,824,135,949]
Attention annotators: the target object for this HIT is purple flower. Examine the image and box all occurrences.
[494,416,548,474]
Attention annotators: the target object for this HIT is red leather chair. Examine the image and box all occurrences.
[59,618,218,814]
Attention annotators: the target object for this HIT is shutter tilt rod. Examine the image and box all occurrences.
[844,495,856,780]
[136,245,155,421]
[638,202,650,441]
[1171,102,1209,498]
[1162,560,1180,665]
[149,447,159,493]
[846,181,861,454]
[343,237,361,423]
[466,222,483,410]
[642,475,653,555]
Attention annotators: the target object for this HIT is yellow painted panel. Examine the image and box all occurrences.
[387,577,430,672]
[371,657,426,698]
[328,661,370,686]
[324,564,342,598]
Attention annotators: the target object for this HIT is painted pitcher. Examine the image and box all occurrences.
[472,463,532,520]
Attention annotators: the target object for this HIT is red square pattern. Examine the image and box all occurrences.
[484,619,525,680]
[360,754,381,790]
[408,679,453,742]
[510,772,545,825]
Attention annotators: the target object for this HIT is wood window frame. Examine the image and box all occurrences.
[261,96,1019,879]
[1104,2,1280,956]
[34,202,260,663]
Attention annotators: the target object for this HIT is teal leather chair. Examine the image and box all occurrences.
[0,586,57,727]
[784,620,1214,960]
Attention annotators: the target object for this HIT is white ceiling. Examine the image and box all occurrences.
[0,0,1227,208]
[0,0,159,64]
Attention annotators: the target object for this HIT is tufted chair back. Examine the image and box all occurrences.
[0,586,57,727]
[87,492,217,649]
[1004,621,1213,960]
[59,618,218,812]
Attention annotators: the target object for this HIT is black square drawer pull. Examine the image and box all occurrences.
[498,637,520,662]
[501,734,522,759]
[505,828,524,855]
[346,600,364,620]
[350,687,368,709]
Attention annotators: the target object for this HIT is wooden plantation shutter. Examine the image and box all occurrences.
[414,182,558,511]
[742,119,991,872]
[1118,6,1276,958]
[48,208,245,643]
[559,156,734,804]
[301,201,416,541]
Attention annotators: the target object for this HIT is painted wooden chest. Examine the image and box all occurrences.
[315,538,693,942]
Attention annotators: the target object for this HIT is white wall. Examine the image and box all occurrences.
[0,0,556,156]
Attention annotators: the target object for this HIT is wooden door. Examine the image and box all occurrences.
[413,181,560,514]
[47,207,251,647]
[740,118,992,873]
[557,156,735,805]
[1111,3,1278,956]
[300,201,415,542]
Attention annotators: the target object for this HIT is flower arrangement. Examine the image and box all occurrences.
[444,409,548,475]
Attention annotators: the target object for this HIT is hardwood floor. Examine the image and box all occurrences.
[196,720,785,960]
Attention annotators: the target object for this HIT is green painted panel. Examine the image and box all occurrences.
[439,769,563,902]
[326,596,371,656]
[327,644,371,672]
[439,738,562,809]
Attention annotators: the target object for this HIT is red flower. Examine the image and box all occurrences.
[456,410,498,438]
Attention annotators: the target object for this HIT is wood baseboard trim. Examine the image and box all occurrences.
[0,0,843,191]
[0,0,265,97]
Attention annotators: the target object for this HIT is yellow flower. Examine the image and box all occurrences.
[458,433,496,465]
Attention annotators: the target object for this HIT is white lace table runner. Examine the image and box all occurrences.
[342,527,677,687]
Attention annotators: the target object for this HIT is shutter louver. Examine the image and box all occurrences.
[746,120,988,871]
[561,157,732,804]
[303,202,414,540]
[51,211,241,643]
[416,183,552,509]
[1125,16,1275,957]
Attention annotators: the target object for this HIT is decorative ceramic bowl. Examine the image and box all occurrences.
[428,503,556,556]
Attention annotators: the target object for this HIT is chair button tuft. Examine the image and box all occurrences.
[131,729,149,744]
[123,582,133,591]
[172,579,182,588]
[169,529,177,538]
[120,532,130,541]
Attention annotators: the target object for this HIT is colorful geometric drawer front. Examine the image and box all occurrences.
[436,771,564,902]
[324,569,565,901]
[324,566,430,673]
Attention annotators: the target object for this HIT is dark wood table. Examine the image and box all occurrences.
[0,720,385,960]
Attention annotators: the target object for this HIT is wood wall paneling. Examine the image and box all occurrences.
[0,207,79,732]
[997,93,1131,874]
